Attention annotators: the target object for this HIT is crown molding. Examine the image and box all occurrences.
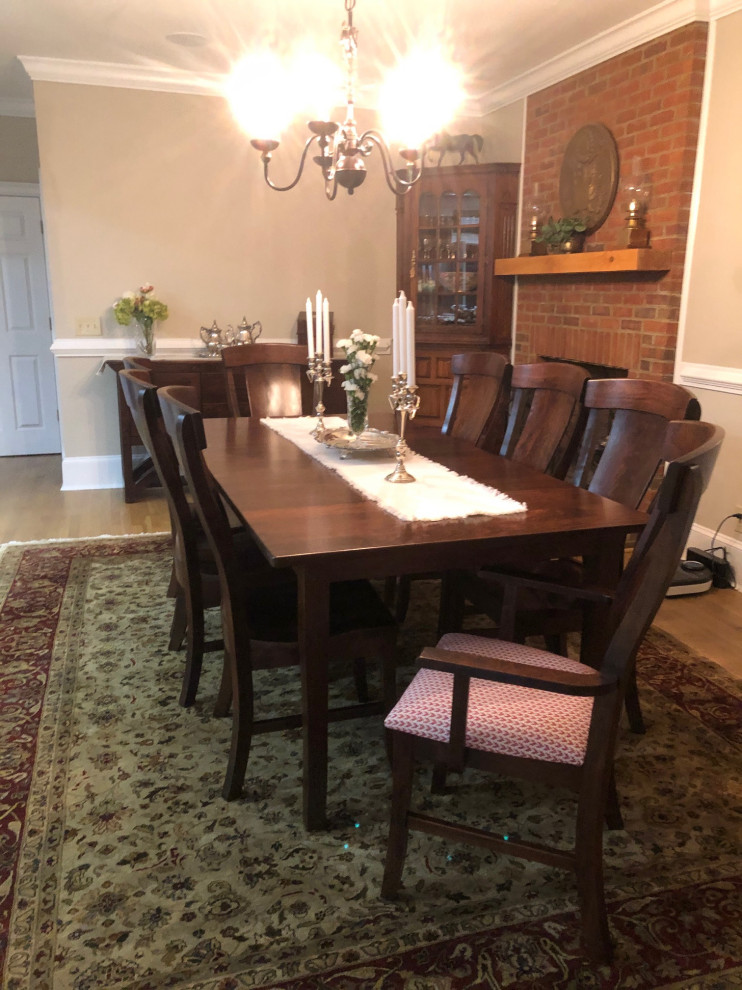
[0,96,35,117]
[0,181,39,197]
[17,0,742,117]
[479,0,713,113]
[18,55,224,98]
[711,0,742,16]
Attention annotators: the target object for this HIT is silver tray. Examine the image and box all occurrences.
[321,427,398,453]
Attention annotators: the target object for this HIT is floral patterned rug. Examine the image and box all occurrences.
[0,535,740,990]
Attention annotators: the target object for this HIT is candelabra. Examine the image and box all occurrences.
[307,355,333,439]
[386,375,420,483]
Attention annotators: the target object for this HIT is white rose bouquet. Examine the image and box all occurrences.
[336,329,380,436]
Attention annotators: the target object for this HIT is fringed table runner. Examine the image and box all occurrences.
[261,416,527,522]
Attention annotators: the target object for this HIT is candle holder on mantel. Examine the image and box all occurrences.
[306,354,333,440]
[386,374,420,483]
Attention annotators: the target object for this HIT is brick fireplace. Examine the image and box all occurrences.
[515,23,708,382]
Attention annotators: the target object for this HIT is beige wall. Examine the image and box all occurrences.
[0,115,40,183]
[34,84,399,456]
[680,9,742,532]
[682,9,742,368]
[34,82,524,462]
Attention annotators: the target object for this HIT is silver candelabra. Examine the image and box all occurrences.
[307,355,333,439]
[386,375,420,483]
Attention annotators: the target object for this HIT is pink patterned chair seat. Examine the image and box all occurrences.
[385,633,595,765]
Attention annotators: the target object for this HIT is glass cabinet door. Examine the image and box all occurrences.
[416,187,481,331]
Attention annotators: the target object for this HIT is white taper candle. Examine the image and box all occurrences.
[323,298,330,358]
[406,301,416,386]
[392,298,400,377]
[306,298,314,359]
[315,290,323,355]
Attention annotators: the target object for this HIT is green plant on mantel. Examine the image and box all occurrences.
[535,216,587,249]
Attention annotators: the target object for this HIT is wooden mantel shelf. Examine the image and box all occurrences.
[494,248,672,277]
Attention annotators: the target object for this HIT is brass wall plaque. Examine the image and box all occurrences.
[559,123,619,234]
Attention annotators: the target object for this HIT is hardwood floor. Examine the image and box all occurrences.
[2,454,740,679]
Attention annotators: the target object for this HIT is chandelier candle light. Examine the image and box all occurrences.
[305,290,333,439]
[225,0,465,200]
[388,291,419,483]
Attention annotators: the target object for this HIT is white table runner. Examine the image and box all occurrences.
[261,417,527,523]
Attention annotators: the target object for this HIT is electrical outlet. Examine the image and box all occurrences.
[76,317,101,337]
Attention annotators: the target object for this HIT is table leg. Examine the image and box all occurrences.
[297,569,330,830]
[580,533,625,665]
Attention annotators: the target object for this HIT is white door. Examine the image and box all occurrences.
[0,194,60,456]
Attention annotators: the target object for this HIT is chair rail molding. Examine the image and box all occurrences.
[50,336,287,361]
[676,362,742,395]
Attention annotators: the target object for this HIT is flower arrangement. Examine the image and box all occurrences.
[336,329,380,436]
[113,283,169,355]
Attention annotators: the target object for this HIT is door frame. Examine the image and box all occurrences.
[0,179,61,456]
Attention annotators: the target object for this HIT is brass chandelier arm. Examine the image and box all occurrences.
[256,134,323,193]
[359,130,421,196]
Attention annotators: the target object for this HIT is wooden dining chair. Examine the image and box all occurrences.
[381,420,723,963]
[221,342,309,418]
[441,351,512,448]
[118,369,285,709]
[157,384,398,801]
[494,361,590,476]
[387,352,512,621]
[448,377,702,729]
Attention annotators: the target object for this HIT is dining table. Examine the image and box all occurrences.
[202,415,647,830]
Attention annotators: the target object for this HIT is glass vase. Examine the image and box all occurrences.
[346,389,369,438]
[133,318,157,357]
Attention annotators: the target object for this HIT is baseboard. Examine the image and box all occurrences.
[61,455,124,491]
[686,521,742,593]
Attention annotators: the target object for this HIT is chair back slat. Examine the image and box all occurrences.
[221,343,309,418]
[571,377,700,508]
[442,352,511,448]
[500,362,589,475]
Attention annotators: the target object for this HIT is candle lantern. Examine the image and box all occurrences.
[623,162,652,249]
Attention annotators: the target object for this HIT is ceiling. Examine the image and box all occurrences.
[0,0,711,116]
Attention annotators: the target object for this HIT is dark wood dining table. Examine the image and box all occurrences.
[203,416,647,830]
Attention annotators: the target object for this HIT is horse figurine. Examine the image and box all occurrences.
[423,131,484,166]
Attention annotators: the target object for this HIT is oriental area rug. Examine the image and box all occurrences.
[1,536,741,990]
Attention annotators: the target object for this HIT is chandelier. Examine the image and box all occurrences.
[225,0,463,200]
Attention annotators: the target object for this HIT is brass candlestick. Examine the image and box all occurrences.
[307,355,333,439]
[386,375,420,483]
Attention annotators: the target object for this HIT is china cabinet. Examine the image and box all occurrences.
[396,163,520,425]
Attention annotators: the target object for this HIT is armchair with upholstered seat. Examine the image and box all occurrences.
[381,420,723,962]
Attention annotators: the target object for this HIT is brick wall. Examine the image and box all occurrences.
[515,23,707,381]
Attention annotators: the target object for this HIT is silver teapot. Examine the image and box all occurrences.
[229,317,263,346]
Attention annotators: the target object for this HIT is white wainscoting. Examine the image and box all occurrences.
[52,335,286,491]
[676,362,742,395]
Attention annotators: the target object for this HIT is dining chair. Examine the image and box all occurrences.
[221,342,309,418]
[387,352,512,621]
[381,420,723,962]
[118,369,285,709]
[447,377,701,730]
[441,351,512,448]
[157,384,398,801]
[494,361,590,476]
